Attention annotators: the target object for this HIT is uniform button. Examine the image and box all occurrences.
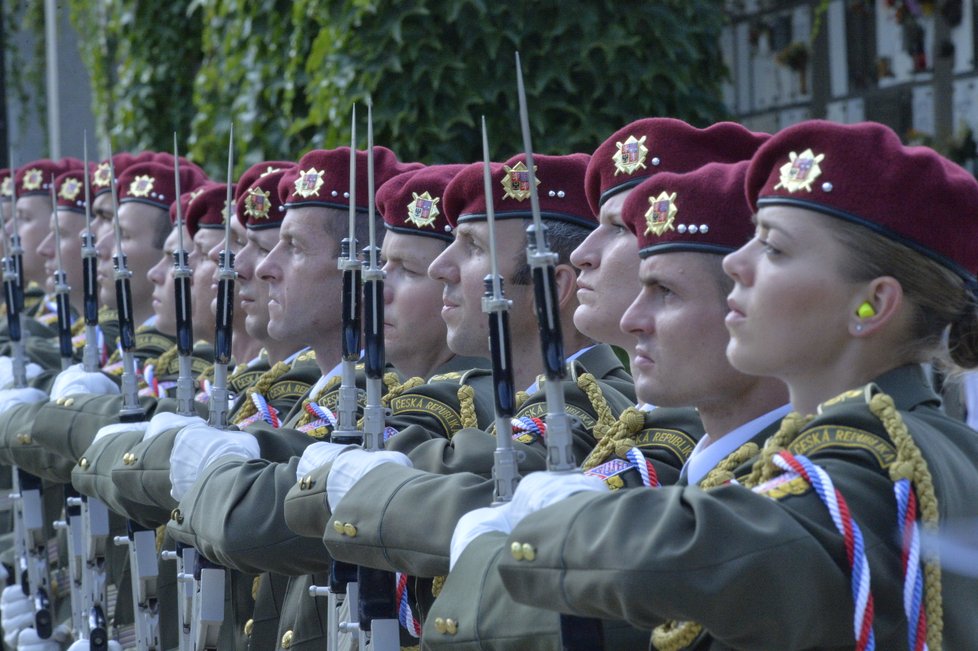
[79,458,90,470]
[510,541,524,561]
[281,629,293,648]
[521,543,535,561]
[433,617,446,634]
[445,618,458,635]
[19,433,32,445]
[170,508,183,524]
[55,397,64,406]
[333,520,344,534]
[343,523,357,537]
[299,476,313,490]
[244,618,254,636]
[64,398,75,407]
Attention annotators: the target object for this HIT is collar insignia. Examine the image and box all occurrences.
[406,191,439,228]
[613,135,649,176]
[775,149,824,193]
[644,191,678,236]
[501,161,539,202]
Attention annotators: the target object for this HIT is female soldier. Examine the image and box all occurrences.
[493,120,978,650]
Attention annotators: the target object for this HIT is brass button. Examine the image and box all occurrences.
[299,475,313,490]
[64,398,75,407]
[343,523,357,537]
[433,617,446,634]
[170,508,183,524]
[55,397,64,406]
[79,458,90,470]
[19,433,32,445]
[122,453,131,465]
[281,629,293,648]
[332,520,344,534]
[510,541,524,561]
[244,618,254,636]
[445,618,458,635]
[521,543,535,562]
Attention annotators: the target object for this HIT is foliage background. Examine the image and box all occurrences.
[54,0,730,177]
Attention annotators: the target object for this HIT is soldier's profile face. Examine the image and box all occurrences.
[147,226,181,335]
[95,201,165,317]
[621,251,742,407]
[237,227,279,341]
[39,210,86,309]
[15,195,53,286]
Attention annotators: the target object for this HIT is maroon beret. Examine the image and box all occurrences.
[585,118,769,215]
[236,166,293,230]
[54,168,94,214]
[623,161,752,257]
[169,189,196,228]
[14,157,84,197]
[444,153,596,229]
[91,152,156,196]
[235,161,295,204]
[279,147,422,212]
[187,182,235,236]
[117,161,209,212]
[376,165,464,242]
[747,119,978,280]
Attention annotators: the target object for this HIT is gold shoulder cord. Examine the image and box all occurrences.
[580,407,645,472]
[231,361,291,424]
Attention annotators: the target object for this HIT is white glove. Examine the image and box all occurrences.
[506,471,609,528]
[17,624,70,650]
[0,356,43,389]
[0,388,47,416]
[295,442,356,482]
[143,411,205,442]
[326,449,411,511]
[67,639,123,651]
[93,421,149,444]
[170,423,260,500]
[1,584,34,648]
[51,363,119,400]
[450,504,514,570]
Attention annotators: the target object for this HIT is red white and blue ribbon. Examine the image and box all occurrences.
[296,401,337,436]
[511,416,546,444]
[395,572,421,638]
[894,478,928,651]
[624,447,659,488]
[771,451,875,651]
[236,393,282,428]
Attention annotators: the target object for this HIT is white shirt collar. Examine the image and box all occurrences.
[525,345,596,394]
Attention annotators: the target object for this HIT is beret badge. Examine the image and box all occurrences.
[23,168,44,191]
[644,191,678,237]
[406,191,440,229]
[244,187,271,220]
[294,167,325,198]
[93,162,112,188]
[774,148,825,193]
[1,177,10,198]
[59,178,83,202]
[129,174,155,198]
[501,161,539,202]
[613,135,649,176]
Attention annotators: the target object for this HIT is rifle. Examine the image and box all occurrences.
[81,135,102,372]
[309,105,365,651]
[515,52,605,650]
[48,175,73,370]
[7,146,25,312]
[105,147,162,650]
[2,156,52,639]
[480,117,521,504]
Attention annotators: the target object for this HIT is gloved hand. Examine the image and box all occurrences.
[17,623,70,650]
[0,356,43,389]
[450,503,514,570]
[170,423,260,500]
[92,421,149,445]
[0,388,47,416]
[67,638,124,650]
[326,449,411,511]
[143,411,205,442]
[51,363,119,400]
[295,441,355,482]
[505,470,608,528]
[1,584,34,648]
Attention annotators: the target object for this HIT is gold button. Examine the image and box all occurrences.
[64,398,75,407]
[281,629,293,648]
[343,523,357,537]
[510,541,524,561]
[445,618,458,635]
[244,618,254,636]
[79,458,90,470]
[55,397,64,406]
[433,617,446,634]
[521,543,535,562]
[170,508,183,524]
[332,520,344,534]
[299,476,313,490]
[19,433,32,445]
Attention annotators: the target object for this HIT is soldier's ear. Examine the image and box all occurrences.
[553,263,579,309]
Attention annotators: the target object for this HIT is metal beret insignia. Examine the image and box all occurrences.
[501,161,539,202]
[775,148,825,193]
[58,178,83,202]
[244,187,272,220]
[129,174,155,198]
[406,191,440,228]
[258,165,282,178]
[613,135,649,176]
[1,177,10,198]
[294,167,325,198]
[92,162,112,188]
[22,168,44,191]
[644,191,678,236]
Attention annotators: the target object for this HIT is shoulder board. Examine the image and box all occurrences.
[428,371,464,383]
[787,424,897,470]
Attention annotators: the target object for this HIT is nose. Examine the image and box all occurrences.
[619,291,651,337]
[428,242,459,285]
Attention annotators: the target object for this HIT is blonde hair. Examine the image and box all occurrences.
[827,217,978,369]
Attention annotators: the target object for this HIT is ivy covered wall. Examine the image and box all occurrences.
[63,0,730,176]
